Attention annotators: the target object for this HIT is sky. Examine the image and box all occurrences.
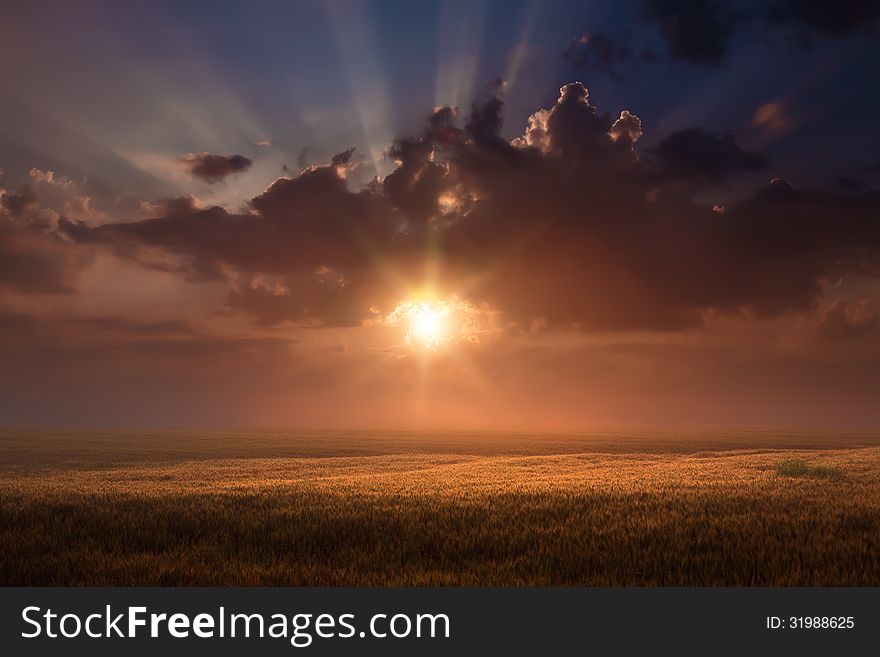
[1,0,880,429]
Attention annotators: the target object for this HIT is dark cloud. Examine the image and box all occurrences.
[0,185,90,294]
[226,273,367,327]
[563,33,636,79]
[561,32,664,80]
[820,300,880,339]
[65,158,394,325]
[637,0,878,68]
[764,0,880,43]
[0,224,83,294]
[830,176,867,193]
[642,0,741,66]
[63,81,880,332]
[180,152,252,183]
[383,138,448,225]
[464,78,507,147]
[330,147,356,169]
[0,183,38,217]
[653,128,767,183]
[426,106,464,146]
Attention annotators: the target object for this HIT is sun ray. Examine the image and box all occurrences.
[324,0,395,180]
[434,0,490,110]
[504,0,541,92]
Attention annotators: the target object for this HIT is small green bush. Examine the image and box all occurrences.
[776,459,843,480]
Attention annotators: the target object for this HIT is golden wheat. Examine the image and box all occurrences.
[1,430,878,585]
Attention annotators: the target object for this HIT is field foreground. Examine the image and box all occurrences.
[1,430,879,585]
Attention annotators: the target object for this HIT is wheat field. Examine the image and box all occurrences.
[1,430,879,585]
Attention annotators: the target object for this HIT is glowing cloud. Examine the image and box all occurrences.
[378,298,500,351]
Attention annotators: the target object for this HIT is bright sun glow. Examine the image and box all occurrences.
[406,302,449,350]
[375,296,500,352]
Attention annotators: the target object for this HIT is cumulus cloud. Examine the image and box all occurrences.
[61,81,880,333]
[179,152,253,183]
[63,195,111,224]
[609,110,643,147]
[29,167,74,188]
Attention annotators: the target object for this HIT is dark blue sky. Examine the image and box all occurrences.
[2,0,878,208]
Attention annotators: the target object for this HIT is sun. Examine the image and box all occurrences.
[406,302,449,350]
[378,296,497,352]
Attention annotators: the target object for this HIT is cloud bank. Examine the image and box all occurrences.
[54,81,880,333]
